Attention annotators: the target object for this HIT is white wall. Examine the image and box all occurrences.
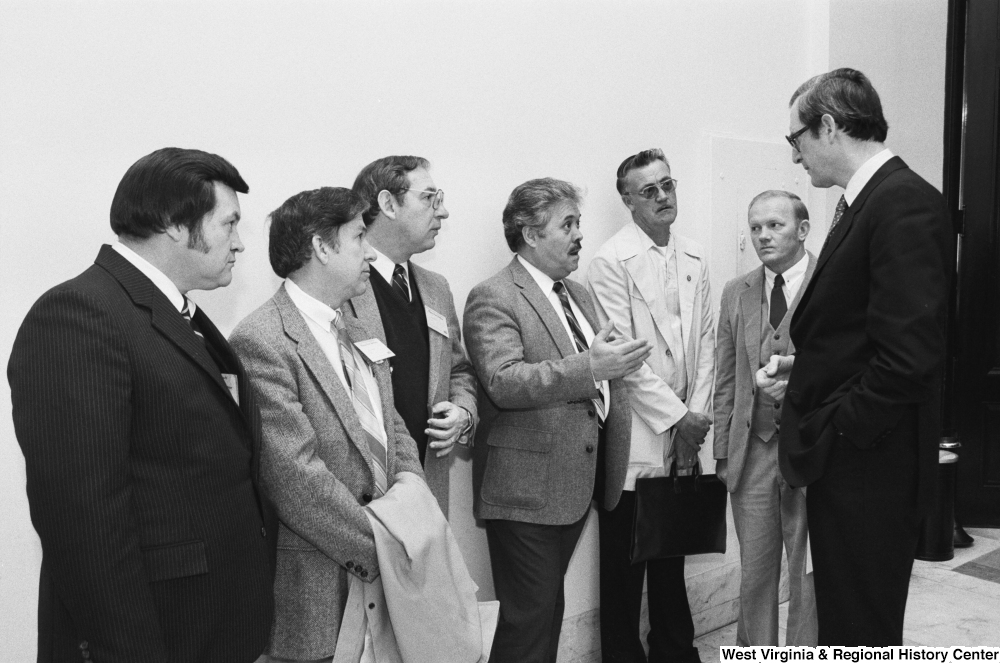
[0,1,946,659]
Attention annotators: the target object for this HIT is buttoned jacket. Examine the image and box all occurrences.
[230,284,423,661]
[463,257,632,524]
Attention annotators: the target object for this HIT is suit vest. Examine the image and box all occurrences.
[370,268,431,463]
[751,285,793,443]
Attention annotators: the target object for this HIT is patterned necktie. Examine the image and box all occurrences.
[552,281,607,421]
[821,195,849,253]
[769,273,787,330]
[333,313,388,495]
[392,264,410,302]
[181,296,205,342]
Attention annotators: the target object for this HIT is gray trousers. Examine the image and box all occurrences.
[731,434,817,646]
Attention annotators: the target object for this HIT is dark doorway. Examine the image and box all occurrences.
[945,0,1000,526]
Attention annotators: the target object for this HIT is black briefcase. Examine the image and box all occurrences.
[629,462,728,564]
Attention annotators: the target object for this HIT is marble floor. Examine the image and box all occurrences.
[696,528,1000,663]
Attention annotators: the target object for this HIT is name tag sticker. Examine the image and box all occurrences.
[354,339,396,363]
[222,373,239,405]
[424,306,450,338]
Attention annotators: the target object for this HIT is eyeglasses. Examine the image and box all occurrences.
[631,178,678,200]
[786,126,809,151]
[402,188,445,210]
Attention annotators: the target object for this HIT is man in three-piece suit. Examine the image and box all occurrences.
[464,178,651,663]
[7,148,277,663]
[350,155,478,516]
[587,148,714,663]
[775,68,952,645]
[713,191,817,647]
[229,187,424,662]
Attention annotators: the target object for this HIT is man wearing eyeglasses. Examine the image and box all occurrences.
[775,69,952,645]
[350,156,477,516]
[587,148,715,663]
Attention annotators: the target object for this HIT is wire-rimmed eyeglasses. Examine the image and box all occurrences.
[403,188,445,210]
[630,178,678,201]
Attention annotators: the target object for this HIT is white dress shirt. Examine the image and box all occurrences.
[516,256,610,416]
[372,248,410,301]
[763,250,809,313]
[112,242,189,315]
[283,278,386,437]
[844,148,894,206]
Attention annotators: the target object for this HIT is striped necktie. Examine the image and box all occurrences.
[181,296,205,342]
[333,312,388,495]
[552,281,607,421]
[392,264,410,302]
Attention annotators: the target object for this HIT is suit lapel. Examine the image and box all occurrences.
[509,257,576,358]
[273,286,374,465]
[348,283,387,344]
[95,246,231,399]
[740,268,765,374]
[674,237,701,381]
[619,225,674,345]
[411,264,444,405]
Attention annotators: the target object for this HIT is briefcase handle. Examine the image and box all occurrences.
[667,459,702,493]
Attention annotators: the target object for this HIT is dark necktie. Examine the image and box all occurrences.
[553,281,606,421]
[769,274,787,330]
[821,195,849,253]
[392,264,410,302]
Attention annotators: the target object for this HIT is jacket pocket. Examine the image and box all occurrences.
[141,540,208,582]
[481,425,553,510]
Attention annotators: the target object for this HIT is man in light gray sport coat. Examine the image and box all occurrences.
[464,178,650,663]
[231,187,423,662]
[714,190,818,646]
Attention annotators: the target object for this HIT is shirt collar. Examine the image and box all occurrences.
[112,242,188,314]
[764,250,808,286]
[633,222,674,258]
[284,278,339,332]
[516,254,559,294]
[844,148,894,205]
[371,247,408,284]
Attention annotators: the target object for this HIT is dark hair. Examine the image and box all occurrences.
[352,155,430,224]
[748,190,810,224]
[502,178,583,252]
[616,148,671,195]
[268,187,370,278]
[790,68,888,142]
[110,147,248,239]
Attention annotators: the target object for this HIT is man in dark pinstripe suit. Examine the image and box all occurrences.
[8,148,277,663]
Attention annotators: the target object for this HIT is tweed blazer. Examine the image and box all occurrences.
[463,257,632,525]
[349,261,479,517]
[587,224,716,467]
[713,253,816,492]
[8,245,276,663]
[229,283,423,661]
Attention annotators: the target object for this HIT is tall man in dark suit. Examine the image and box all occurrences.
[7,148,276,663]
[464,178,651,663]
[350,156,478,516]
[714,191,817,646]
[775,68,953,645]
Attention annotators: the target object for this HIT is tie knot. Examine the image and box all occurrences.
[836,195,848,214]
[393,264,406,279]
[332,309,346,331]
[181,296,192,319]
[552,281,566,296]
[773,273,785,287]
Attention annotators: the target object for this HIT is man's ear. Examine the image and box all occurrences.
[312,235,332,264]
[521,225,538,249]
[797,219,811,241]
[377,190,398,220]
[164,224,186,243]
[820,113,838,141]
[621,194,636,213]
